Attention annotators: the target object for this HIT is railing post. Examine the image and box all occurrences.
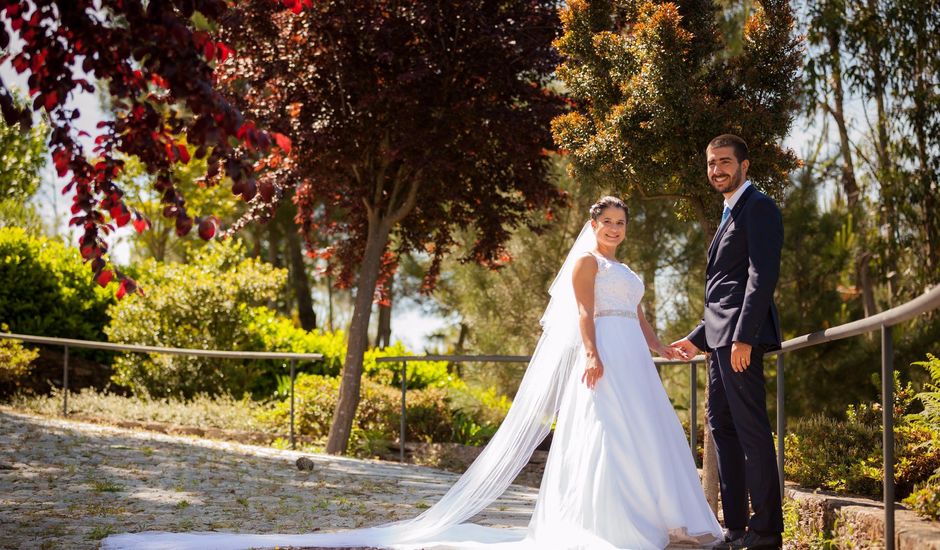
[400,360,408,463]
[776,353,785,499]
[689,361,697,455]
[62,344,69,417]
[882,325,895,550]
[290,359,296,451]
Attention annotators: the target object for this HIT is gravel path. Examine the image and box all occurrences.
[0,409,536,550]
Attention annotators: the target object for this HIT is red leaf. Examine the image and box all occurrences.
[133,217,149,233]
[203,41,215,61]
[258,181,275,202]
[116,279,127,300]
[240,178,257,201]
[198,217,217,240]
[115,211,131,227]
[53,152,70,177]
[150,73,169,88]
[272,132,292,154]
[176,144,191,164]
[96,270,113,288]
[217,42,234,62]
[175,215,193,237]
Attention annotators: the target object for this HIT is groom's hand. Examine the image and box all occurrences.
[731,341,752,372]
[670,338,699,360]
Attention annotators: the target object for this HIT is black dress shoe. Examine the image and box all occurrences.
[723,529,747,543]
[739,531,782,550]
[713,529,746,549]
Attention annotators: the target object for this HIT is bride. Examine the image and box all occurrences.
[104,196,722,550]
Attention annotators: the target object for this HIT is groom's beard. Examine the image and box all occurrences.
[710,166,744,195]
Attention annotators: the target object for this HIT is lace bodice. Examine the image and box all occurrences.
[589,252,645,314]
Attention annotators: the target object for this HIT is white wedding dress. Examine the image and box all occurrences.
[103,223,721,550]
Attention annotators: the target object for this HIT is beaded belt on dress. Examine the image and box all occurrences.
[593,309,637,319]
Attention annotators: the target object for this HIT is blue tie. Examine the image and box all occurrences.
[718,206,731,232]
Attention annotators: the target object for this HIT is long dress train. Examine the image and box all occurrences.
[103,224,721,550]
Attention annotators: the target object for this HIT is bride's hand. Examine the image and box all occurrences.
[581,354,604,390]
[657,345,682,360]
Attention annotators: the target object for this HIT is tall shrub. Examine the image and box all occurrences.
[106,240,288,398]
[0,227,113,341]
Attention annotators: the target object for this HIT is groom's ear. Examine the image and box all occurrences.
[741,159,750,177]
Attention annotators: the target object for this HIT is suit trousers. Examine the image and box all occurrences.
[707,345,783,534]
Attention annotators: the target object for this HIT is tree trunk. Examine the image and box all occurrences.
[266,221,282,268]
[690,196,721,515]
[325,216,392,454]
[702,390,720,513]
[644,268,657,329]
[327,273,334,332]
[450,323,469,377]
[826,30,860,209]
[374,277,393,348]
[857,251,877,319]
[286,225,317,330]
[826,28,877,316]
[864,0,897,285]
[911,18,939,284]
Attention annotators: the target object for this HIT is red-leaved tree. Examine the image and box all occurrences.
[217,0,567,454]
[0,0,294,296]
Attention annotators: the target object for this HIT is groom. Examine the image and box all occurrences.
[673,134,784,550]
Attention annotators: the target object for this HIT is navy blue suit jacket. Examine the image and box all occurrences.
[688,185,783,352]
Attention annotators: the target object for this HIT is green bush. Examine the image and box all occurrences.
[255,373,455,445]
[107,240,290,398]
[0,227,113,342]
[784,414,884,496]
[785,368,940,501]
[362,342,454,389]
[0,327,39,394]
[241,306,346,396]
[901,354,940,520]
[904,479,940,521]
[909,353,940,431]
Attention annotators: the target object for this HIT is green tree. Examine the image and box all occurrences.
[115,152,240,264]
[552,0,802,510]
[0,100,47,231]
[802,0,940,308]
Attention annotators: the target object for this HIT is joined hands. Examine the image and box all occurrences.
[668,338,700,361]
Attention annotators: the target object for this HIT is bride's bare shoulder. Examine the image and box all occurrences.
[572,253,599,277]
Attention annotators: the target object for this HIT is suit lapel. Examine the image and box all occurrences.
[707,185,757,266]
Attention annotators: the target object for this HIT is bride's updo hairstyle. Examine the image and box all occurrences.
[589,196,629,222]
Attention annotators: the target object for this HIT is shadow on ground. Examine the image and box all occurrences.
[0,409,535,550]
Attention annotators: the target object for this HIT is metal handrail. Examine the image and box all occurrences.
[381,284,940,550]
[0,331,323,449]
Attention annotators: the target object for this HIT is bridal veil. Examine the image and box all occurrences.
[102,222,597,550]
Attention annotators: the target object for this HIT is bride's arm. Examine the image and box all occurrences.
[573,256,603,389]
[637,304,673,358]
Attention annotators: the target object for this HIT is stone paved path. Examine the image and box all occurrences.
[0,409,711,550]
[0,409,535,550]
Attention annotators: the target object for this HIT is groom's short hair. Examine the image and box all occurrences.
[707,134,749,163]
